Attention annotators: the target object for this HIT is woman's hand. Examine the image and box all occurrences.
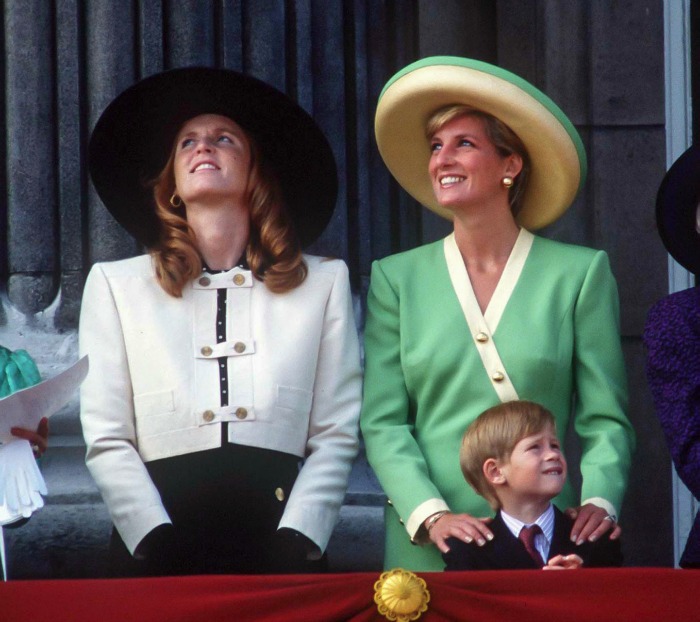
[10,417,49,458]
[566,503,621,545]
[425,511,493,554]
[134,524,184,575]
[270,528,317,574]
[543,554,583,570]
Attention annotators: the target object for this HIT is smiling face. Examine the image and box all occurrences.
[427,113,522,213]
[173,114,252,207]
[495,424,567,507]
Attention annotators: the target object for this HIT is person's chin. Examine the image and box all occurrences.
[547,482,565,498]
[434,197,464,213]
[537,479,564,498]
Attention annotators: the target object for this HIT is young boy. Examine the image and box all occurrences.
[443,400,622,570]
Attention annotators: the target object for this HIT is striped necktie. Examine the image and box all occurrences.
[519,524,545,566]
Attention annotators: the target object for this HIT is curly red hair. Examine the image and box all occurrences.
[149,124,307,298]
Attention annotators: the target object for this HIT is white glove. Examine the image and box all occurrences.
[0,440,47,525]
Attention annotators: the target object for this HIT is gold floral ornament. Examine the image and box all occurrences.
[374,568,430,621]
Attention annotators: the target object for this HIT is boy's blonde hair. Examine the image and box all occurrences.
[460,400,556,510]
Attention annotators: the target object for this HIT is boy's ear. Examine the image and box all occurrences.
[483,458,506,486]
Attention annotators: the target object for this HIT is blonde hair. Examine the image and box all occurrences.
[426,104,531,218]
[459,400,556,510]
[149,124,307,298]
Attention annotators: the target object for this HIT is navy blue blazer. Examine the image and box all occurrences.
[443,506,623,570]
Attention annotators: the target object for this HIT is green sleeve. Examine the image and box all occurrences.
[573,251,635,514]
[360,261,445,528]
[0,346,41,398]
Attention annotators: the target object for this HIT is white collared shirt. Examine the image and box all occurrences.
[501,504,555,563]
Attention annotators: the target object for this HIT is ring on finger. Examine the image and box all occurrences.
[603,515,615,522]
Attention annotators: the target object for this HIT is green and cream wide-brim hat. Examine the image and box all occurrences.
[374,56,587,230]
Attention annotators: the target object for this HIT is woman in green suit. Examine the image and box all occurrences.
[360,57,635,571]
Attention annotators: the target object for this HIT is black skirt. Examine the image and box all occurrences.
[109,442,324,576]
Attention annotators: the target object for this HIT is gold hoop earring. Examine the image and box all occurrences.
[169,192,182,207]
[502,177,514,188]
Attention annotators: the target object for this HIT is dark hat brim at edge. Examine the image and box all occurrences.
[656,144,700,275]
[89,67,338,249]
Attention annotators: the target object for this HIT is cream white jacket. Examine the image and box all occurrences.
[79,254,362,555]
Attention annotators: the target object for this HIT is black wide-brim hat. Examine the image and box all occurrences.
[656,145,700,275]
[89,67,337,248]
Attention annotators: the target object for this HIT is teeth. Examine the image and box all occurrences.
[440,176,464,186]
[194,163,217,172]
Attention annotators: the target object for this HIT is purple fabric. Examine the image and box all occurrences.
[644,287,700,567]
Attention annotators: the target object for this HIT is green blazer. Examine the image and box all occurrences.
[360,232,634,571]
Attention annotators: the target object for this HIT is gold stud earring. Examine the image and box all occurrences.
[502,177,513,188]
[169,192,182,207]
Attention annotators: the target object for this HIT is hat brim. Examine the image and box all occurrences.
[89,67,337,248]
[375,56,586,230]
[656,144,700,275]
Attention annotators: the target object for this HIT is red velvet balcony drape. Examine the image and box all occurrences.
[3,568,696,622]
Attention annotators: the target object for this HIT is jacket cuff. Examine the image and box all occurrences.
[278,503,331,556]
[582,497,617,520]
[119,504,172,555]
[407,498,450,542]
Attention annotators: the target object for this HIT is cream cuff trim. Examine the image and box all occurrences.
[582,496,618,520]
[406,498,450,541]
